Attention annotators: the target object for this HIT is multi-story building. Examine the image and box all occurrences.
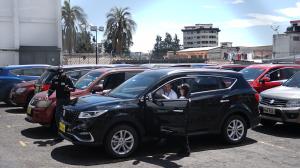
[273,20,300,59]
[0,0,61,66]
[182,24,220,49]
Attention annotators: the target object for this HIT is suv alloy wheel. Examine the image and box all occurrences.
[222,115,247,144]
[105,125,139,158]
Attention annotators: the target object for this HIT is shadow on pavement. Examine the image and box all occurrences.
[21,126,56,140]
[5,108,25,114]
[253,123,300,138]
[51,135,257,167]
[0,103,11,108]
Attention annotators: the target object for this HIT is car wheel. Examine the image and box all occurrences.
[260,119,276,127]
[222,115,247,144]
[105,125,139,158]
[5,88,15,106]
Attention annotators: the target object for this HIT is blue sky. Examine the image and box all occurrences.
[68,0,300,52]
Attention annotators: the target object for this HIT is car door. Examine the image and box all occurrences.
[145,78,190,135]
[262,68,298,91]
[186,76,234,132]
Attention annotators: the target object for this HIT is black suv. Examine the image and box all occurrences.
[59,69,259,158]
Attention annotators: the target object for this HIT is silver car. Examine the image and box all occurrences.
[259,71,300,126]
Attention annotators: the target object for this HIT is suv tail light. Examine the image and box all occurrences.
[255,93,260,103]
[41,84,51,91]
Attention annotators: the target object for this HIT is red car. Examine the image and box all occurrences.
[25,67,146,126]
[10,64,117,108]
[240,64,300,93]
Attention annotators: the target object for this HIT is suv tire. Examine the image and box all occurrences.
[222,115,247,144]
[105,125,139,158]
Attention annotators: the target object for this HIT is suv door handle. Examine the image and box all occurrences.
[173,110,184,113]
[220,99,230,103]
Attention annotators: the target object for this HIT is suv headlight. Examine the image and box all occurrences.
[35,99,52,108]
[16,88,26,94]
[78,110,108,119]
[286,100,300,108]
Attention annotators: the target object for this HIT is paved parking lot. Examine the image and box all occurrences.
[1,102,300,168]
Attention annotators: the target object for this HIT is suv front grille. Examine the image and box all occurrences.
[260,97,288,107]
[63,109,79,123]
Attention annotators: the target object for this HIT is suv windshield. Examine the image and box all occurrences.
[240,68,265,81]
[283,72,300,88]
[108,71,164,99]
[37,69,56,84]
[75,71,102,89]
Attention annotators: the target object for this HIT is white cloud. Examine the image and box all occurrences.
[223,13,289,28]
[231,0,245,4]
[277,2,300,17]
[201,5,217,9]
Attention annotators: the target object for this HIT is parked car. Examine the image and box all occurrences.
[10,64,112,108]
[141,63,215,69]
[205,64,248,72]
[58,68,259,158]
[239,64,300,93]
[259,71,300,126]
[0,64,49,105]
[25,67,146,127]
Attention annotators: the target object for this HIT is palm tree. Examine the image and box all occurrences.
[104,7,136,55]
[62,0,87,54]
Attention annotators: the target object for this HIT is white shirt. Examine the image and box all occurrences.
[157,89,178,99]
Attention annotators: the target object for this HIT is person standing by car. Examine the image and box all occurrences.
[177,83,191,157]
[48,68,75,131]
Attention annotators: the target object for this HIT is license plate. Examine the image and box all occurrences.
[263,108,275,115]
[59,122,66,133]
[27,106,32,115]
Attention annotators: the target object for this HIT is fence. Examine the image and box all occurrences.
[63,53,207,65]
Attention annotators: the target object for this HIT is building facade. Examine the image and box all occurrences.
[182,24,220,49]
[273,20,300,60]
[0,0,62,66]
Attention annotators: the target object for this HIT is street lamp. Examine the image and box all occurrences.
[90,25,104,64]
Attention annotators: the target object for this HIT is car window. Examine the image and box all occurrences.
[267,68,298,81]
[80,69,91,76]
[102,72,125,90]
[240,68,265,81]
[9,69,24,76]
[283,71,300,88]
[66,71,81,80]
[189,76,224,93]
[125,71,141,80]
[75,71,102,89]
[23,68,45,76]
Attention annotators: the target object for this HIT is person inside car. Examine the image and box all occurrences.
[177,83,191,157]
[156,83,177,99]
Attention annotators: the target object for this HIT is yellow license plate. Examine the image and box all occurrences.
[27,107,32,115]
[59,122,66,133]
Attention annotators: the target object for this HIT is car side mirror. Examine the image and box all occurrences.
[145,93,153,101]
[92,84,103,93]
[259,76,270,84]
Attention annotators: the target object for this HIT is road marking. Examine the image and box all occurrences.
[6,125,11,128]
[19,141,27,147]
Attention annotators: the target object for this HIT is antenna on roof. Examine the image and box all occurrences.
[270,25,280,34]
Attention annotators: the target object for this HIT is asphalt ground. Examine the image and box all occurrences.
[1,102,300,168]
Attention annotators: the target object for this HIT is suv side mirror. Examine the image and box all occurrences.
[92,85,103,93]
[259,76,270,84]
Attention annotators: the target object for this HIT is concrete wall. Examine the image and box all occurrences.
[273,34,290,58]
[0,0,61,66]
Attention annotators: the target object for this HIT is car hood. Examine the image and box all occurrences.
[261,86,300,99]
[65,95,135,111]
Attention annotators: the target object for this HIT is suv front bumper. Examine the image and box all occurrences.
[259,104,300,123]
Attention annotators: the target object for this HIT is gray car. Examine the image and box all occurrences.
[259,71,300,126]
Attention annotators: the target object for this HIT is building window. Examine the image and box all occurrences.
[197,36,200,39]
[197,41,201,44]
[293,36,300,41]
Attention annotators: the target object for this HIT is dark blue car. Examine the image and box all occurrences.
[0,64,50,105]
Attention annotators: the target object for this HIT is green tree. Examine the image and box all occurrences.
[75,25,94,53]
[62,0,87,54]
[104,7,137,55]
[152,33,181,59]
